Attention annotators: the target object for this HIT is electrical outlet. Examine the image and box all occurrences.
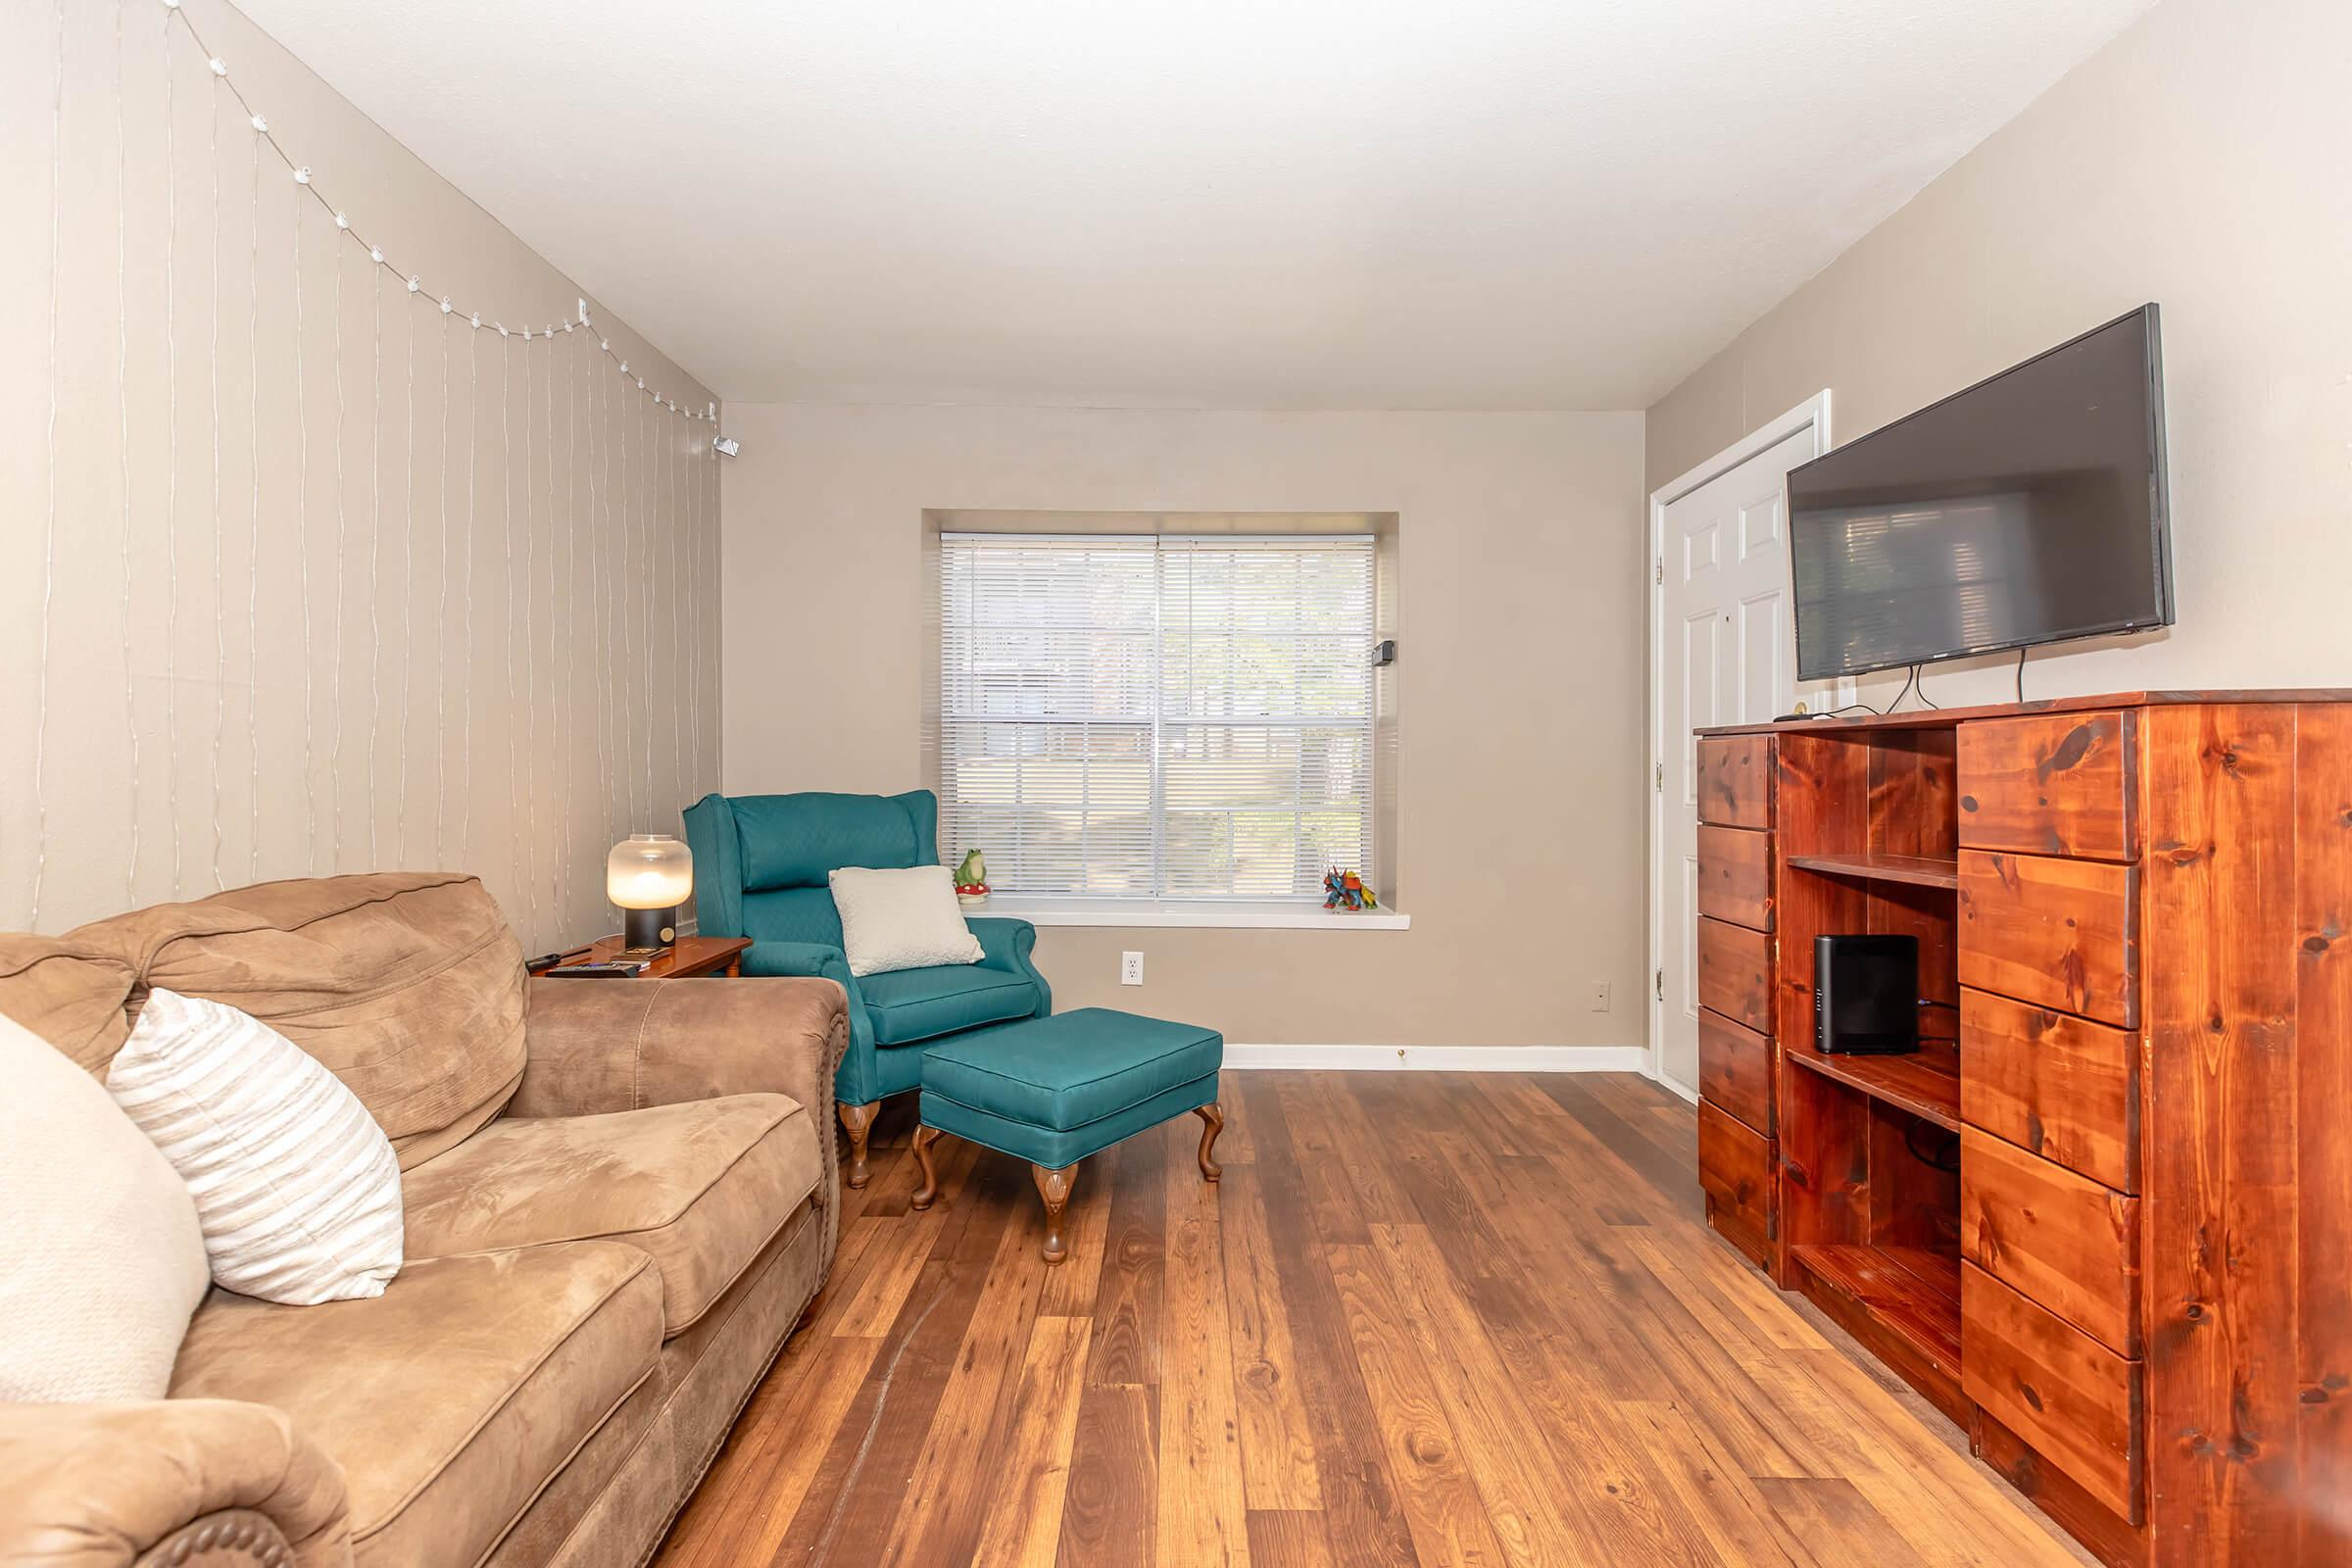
[1120,951,1145,986]
[1589,981,1611,1012]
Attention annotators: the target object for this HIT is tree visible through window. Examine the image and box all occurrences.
[938,533,1376,898]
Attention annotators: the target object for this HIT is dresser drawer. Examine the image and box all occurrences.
[1697,1100,1774,1264]
[1960,1126,2139,1353]
[1696,735,1775,830]
[1696,825,1774,931]
[1962,1265,2142,1525]
[1957,710,2139,861]
[1957,851,2138,1027]
[1697,1008,1773,1135]
[1696,917,1773,1035]
[1960,988,2136,1193]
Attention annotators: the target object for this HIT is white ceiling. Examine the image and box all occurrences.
[236,0,2155,410]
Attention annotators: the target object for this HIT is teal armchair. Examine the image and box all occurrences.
[681,788,1051,1186]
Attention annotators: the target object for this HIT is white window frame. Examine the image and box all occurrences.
[939,531,1405,930]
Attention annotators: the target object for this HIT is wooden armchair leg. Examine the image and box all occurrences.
[1031,1162,1078,1263]
[838,1102,877,1190]
[909,1125,945,1210]
[1193,1102,1225,1182]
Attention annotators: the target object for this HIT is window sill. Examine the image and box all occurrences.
[979,897,1410,932]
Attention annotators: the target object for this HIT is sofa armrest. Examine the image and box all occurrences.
[514,975,852,1274]
[514,975,848,1122]
[966,917,1053,1017]
[740,941,883,1101]
[0,1398,350,1567]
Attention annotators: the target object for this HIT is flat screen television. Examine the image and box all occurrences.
[1788,304,2173,682]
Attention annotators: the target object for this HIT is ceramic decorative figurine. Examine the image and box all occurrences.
[1322,867,1377,911]
[955,849,991,907]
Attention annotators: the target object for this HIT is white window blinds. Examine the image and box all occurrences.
[939,533,1376,899]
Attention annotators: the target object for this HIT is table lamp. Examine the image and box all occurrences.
[608,834,693,951]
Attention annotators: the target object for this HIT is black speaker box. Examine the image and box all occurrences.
[1813,935,1920,1055]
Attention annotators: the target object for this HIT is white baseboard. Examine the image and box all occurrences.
[1649,1069,1699,1104]
[1221,1043,1647,1073]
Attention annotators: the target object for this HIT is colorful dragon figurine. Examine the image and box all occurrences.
[1322,867,1378,911]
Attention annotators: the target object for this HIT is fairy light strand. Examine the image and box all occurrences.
[31,0,66,926]
[246,122,264,882]
[31,0,724,943]
[210,52,226,889]
[367,265,382,867]
[162,0,713,430]
[292,177,315,871]
[117,0,143,904]
[164,10,184,893]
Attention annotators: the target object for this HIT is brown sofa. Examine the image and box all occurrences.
[0,873,848,1568]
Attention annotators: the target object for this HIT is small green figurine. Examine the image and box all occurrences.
[955,850,990,906]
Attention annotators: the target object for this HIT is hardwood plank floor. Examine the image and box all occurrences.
[656,1073,2091,1567]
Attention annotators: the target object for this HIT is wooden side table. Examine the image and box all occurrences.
[578,934,752,978]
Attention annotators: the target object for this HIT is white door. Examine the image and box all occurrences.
[1649,398,1831,1095]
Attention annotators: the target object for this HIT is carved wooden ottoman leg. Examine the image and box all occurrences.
[1193,1102,1225,1182]
[838,1102,877,1190]
[1031,1162,1078,1263]
[908,1125,944,1210]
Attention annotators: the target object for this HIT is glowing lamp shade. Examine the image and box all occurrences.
[608,834,692,950]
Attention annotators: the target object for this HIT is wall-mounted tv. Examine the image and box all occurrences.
[1788,305,2172,682]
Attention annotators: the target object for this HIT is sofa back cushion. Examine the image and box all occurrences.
[0,873,525,1170]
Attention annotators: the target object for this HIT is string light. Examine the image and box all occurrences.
[31,0,65,926]
[158,0,716,426]
[116,0,142,902]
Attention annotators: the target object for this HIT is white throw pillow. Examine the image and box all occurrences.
[828,864,986,977]
[108,988,405,1305]
[0,1010,212,1400]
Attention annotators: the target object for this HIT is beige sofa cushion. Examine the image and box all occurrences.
[0,874,529,1169]
[172,1242,661,1568]
[402,1094,820,1335]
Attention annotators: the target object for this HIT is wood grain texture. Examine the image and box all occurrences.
[1697,733,1776,829]
[1959,988,2137,1194]
[2290,705,2352,1567]
[2139,704,2304,1563]
[652,1076,2088,1568]
[1976,1408,2148,1568]
[1962,1264,2142,1525]
[1697,1099,1775,1262]
[1698,824,1776,931]
[1957,850,2139,1027]
[1959,1127,2140,1356]
[1958,710,2140,861]
[1697,1007,1774,1136]
[1698,916,1774,1035]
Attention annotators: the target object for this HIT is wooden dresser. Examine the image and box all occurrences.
[1690,691,2352,1568]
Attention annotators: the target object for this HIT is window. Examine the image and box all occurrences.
[939,532,1376,900]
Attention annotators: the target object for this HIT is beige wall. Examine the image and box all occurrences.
[1647,0,2352,710]
[721,403,1646,1049]
[0,0,721,950]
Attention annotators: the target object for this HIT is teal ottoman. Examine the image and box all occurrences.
[908,1006,1224,1262]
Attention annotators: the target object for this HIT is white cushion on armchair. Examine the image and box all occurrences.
[827,864,985,977]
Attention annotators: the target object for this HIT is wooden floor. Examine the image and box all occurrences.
[655,1072,2089,1567]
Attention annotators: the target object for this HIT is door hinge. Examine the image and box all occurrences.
[1655,761,1663,792]
[1655,969,1665,1003]
[1655,557,1664,585]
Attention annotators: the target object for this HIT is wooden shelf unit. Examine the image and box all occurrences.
[1782,1040,1959,1131]
[1689,693,2352,1568]
[1782,850,1961,890]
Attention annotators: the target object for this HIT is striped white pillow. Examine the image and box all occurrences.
[108,988,404,1305]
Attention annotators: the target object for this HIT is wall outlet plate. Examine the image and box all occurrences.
[1590,981,1611,1011]
[1121,951,1145,986]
